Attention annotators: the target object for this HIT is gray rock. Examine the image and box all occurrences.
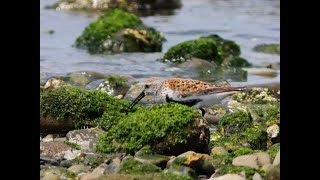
[243,68,277,77]
[42,134,54,142]
[232,152,271,169]
[92,75,136,97]
[169,151,215,177]
[164,164,197,179]
[261,164,273,172]
[210,174,246,180]
[267,124,280,138]
[81,164,107,180]
[53,137,67,143]
[104,160,121,174]
[265,164,280,180]
[63,149,82,160]
[40,142,71,161]
[41,172,60,180]
[68,164,90,174]
[59,160,72,168]
[134,146,170,169]
[40,156,59,166]
[273,150,280,165]
[66,128,104,151]
[43,78,66,91]
[252,172,263,180]
[40,167,76,179]
[124,82,154,104]
[211,146,228,156]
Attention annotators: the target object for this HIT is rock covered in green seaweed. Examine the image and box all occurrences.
[161,34,251,68]
[97,103,210,155]
[49,0,182,16]
[40,86,136,133]
[75,9,165,54]
[207,87,280,179]
[253,43,280,55]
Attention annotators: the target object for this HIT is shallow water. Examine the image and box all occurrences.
[40,0,280,86]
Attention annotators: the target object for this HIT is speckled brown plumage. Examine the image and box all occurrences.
[162,78,239,97]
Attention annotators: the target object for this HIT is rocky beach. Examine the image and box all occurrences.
[40,0,280,179]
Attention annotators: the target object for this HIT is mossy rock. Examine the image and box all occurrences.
[162,34,251,68]
[211,148,262,168]
[211,111,268,151]
[164,164,197,179]
[75,9,165,54]
[40,167,77,179]
[215,164,266,180]
[97,103,210,155]
[253,43,280,55]
[40,86,138,133]
[218,111,252,134]
[48,0,182,16]
[267,143,280,160]
[247,103,280,126]
[72,154,107,168]
[162,38,221,64]
[97,172,193,180]
[134,146,171,169]
[118,158,162,174]
[89,75,135,97]
[232,87,279,104]
[202,34,241,57]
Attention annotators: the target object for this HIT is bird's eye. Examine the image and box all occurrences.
[145,84,150,89]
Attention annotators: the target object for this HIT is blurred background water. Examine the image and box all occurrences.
[40,0,280,86]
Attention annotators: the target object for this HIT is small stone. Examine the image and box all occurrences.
[265,164,280,180]
[68,164,89,174]
[211,146,228,156]
[40,142,71,161]
[244,68,277,77]
[42,134,54,142]
[63,149,82,160]
[210,173,246,180]
[40,156,59,166]
[232,152,271,169]
[80,164,107,180]
[239,171,246,178]
[59,160,72,168]
[273,150,280,165]
[252,172,263,180]
[66,128,104,151]
[41,172,60,180]
[267,124,280,138]
[53,137,67,143]
[261,164,273,172]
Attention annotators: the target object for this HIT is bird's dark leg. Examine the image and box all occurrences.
[165,94,203,107]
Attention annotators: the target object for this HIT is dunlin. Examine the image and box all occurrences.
[128,77,245,110]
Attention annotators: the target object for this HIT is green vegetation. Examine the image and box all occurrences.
[97,103,201,155]
[75,9,164,53]
[217,165,266,180]
[253,43,280,55]
[161,34,251,67]
[72,155,107,168]
[162,38,220,64]
[40,86,136,129]
[118,158,162,174]
[64,141,81,150]
[267,143,280,160]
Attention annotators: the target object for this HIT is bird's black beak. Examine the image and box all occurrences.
[127,90,146,110]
